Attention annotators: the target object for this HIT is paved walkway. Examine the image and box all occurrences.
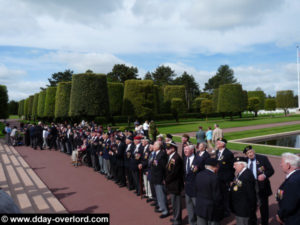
[174,120,300,137]
[12,143,285,225]
[0,142,67,213]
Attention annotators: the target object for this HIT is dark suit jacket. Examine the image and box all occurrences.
[248,154,274,198]
[229,168,257,217]
[197,150,211,171]
[195,169,224,221]
[216,148,234,184]
[130,143,144,171]
[124,143,135,168]
[150,150,168,185]
[184,154,201,197]
[165,152,184,195]
[116,142,126,167]
[277,169,300,225]
[141,145,150,172]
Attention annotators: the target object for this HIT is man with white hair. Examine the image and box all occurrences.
[230,157,257,225]
[276,153,300,225]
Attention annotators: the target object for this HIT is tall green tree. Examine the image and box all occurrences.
[171,98,184,122]
[264,99,276,111]
[204,65,238,93]
[276,90,294,116]
[0,85,9,119]
[107,64,138,83]
[152,65,176,86]
[248,91,265,110]
[8,100,19,115]
[173,72,200,110]
[201,99,213,120]
[143,72,153,80]
[248,97,260,117]
[47,69,73,87]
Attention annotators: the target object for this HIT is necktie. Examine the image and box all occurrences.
[187,157,190,172]
[250,159,254,173]
[153,151,156,159]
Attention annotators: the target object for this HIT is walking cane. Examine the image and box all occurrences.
[139,167,143,199]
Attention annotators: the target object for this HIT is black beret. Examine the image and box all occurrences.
[126,136,133,141]
[166,134,173,139]
[116,136,122,141]
[166,142,177,150]
[205,158,218,167]
[243,145,253,154]
[217,138,227,144]
[233,157,248,163]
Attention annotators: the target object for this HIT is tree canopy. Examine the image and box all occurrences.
[204,65,238,93]
[47,69,73,87]
[151,65,176,86]
[107,64,138,83]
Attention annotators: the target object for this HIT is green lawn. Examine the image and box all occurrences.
[157,114,300,134]
[9,115,20,119]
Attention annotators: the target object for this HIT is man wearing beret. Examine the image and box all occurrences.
[243,145,274,225]
[165,133,174,144]
[215,138,234,217]
[139,138,152,199]
[165,143,184,225]
[124,136,135,190]
[181,134,190,159]
[131,136,144,196]
[230,157,257,225]
[115,136,126,187]
[195,158,224,225]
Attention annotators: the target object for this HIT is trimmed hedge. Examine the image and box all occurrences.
[32,93,39,119]
[248,91,265,109]
[218,84,244,115]
[193,97,207,112]
[0,85,8,119]
[171,98,184,122]
[264,98,276,111]
[44,87,57,118]
[55,82,72,118]
[164,85,186,103]
[18,100,25,117]
[24,98,29,119]
[27,95,34,119]
[37,90,46,118]
[69,73,110,118]
[123,80,157,120]
[212,88,219,112]
[276,90,294,115]
[107,82,124,116]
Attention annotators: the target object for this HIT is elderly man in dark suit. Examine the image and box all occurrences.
[151,141,169,218]
[195,158,224,225]
[230,157,257,225]
[183,144,201,225]
[165,142,184,225]
[243,145,274,225]
[276,153,300,225]
[215,138,234,217]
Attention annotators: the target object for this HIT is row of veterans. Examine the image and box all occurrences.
[19,121,299,225]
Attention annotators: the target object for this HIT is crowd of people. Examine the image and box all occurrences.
[3,121,300,225]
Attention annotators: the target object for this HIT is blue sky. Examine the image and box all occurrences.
[0,0,299,101]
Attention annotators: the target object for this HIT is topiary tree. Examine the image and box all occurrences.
[44,87,57,119]
[27,95,34,120]
[55,82,72,119]
[201,99,213,120]
[193,97,207,113]
[218,84,244,120]
[69,73,110,120]
[248,97,260,117]
[171,98,184,122]
[107,82,124,116]
[37,90,46,119]
[164,85,186,113]
[8,101,18,115]
[276,90,294,116]
[32,93,39,120]
[241,90,248,117]
[18,100,25,118]
[24,98,29,120]
[212,88,219,112]
[264,98,276,111]
[123,80,157,123]
[0,85,9,119]
[248,91,265,110]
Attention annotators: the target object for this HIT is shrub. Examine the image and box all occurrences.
[107,82,124,116]
[212,88,219,112]
[27,95,34,119]
[18,100,25,117]
[171,98,184,122]
[122,80,157,121]
[55,82,72,118]
[201,99,213,120]
[248,97,260,117]
[69,73,110,119]
[37,90,46,118]
[44,87,57,118]
[193,97,207,112]
[0,85,9,119]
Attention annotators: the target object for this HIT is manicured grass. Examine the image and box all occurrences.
[157,115,300,134]
[9,115,20,119]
